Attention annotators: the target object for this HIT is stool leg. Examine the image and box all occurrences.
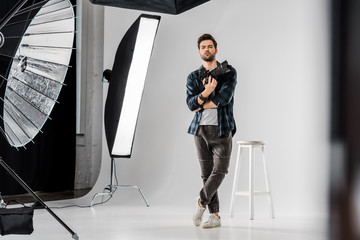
[230,145,243,217]
[262,145,275,218]
[249,146,255,220]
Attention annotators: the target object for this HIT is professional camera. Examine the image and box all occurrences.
[199,60,232,84]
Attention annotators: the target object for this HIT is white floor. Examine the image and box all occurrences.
[2,196,328,240]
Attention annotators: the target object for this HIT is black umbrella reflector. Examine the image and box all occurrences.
[89,0,210,15]
[104,14,160,158]
[0,0,75,148]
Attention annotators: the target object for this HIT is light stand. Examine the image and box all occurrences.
[89,157,149,207]
[0,157,79,240]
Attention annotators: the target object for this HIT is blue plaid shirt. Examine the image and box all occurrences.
[186,62,237,137]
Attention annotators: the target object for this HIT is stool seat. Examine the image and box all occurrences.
[236,141,266,145]
[230,140,275,220]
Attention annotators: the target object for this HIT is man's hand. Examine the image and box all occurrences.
[196,75,218,107]
[202,75,217,96]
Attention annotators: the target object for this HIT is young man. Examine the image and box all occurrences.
[186,34,237,228]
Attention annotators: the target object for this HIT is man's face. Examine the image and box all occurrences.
[198,40,217,62]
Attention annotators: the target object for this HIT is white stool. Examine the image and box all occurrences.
[229,141,275,220]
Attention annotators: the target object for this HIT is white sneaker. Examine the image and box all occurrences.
[202,214,221,228]
[193,197,206,226]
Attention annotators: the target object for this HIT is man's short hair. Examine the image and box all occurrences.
[197,33,217,49]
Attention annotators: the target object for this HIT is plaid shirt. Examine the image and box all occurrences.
[186,62,237,137]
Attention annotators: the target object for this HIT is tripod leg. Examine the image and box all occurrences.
[137,187,150,207]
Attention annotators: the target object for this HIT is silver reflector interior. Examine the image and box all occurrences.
[1,0,75,147]
[104,14,160,158]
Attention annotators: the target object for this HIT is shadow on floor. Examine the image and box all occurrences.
[2,188,91,205]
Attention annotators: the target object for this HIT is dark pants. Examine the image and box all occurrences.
[194,125,232,213]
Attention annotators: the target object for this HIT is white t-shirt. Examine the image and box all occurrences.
[199,108,218,125]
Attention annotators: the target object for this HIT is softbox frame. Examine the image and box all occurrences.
[104,14,160,158]
[89,0,210,15]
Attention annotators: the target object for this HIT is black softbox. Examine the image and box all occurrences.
[104,14,160,158]
[89,0,210,15]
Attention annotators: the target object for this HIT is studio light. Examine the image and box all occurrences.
[90,14,160,207]
[0,1,78,238]
[104,14,160,158]
[89,0,210,15]
[0,0,75,148]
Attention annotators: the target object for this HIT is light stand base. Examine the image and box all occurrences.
[90,184,149,207]
[89,157,149,207]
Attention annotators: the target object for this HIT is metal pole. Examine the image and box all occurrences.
[0,157,79,240]
[110,157,114,192]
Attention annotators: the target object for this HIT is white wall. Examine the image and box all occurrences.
[75,0,103,189]
[87,0,330,219]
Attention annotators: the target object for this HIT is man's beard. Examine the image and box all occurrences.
[201,52,216,62]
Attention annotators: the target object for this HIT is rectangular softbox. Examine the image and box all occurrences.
[104,14,161,158]
[89,0,210,15]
